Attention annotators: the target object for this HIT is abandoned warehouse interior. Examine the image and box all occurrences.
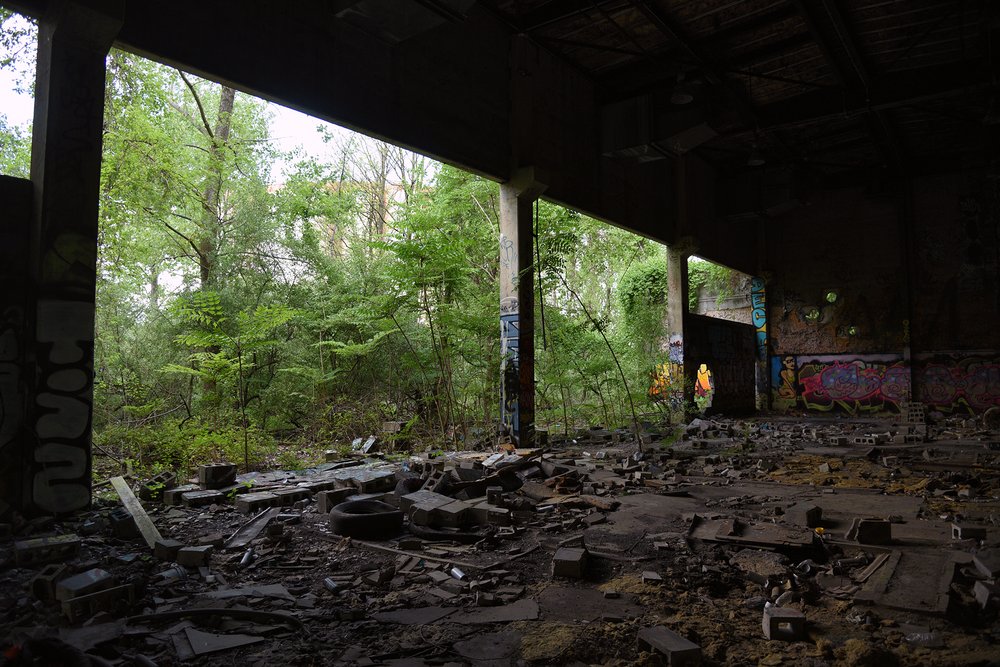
[1,0,1000,664]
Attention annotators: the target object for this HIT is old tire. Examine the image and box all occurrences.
[329,499,403,540]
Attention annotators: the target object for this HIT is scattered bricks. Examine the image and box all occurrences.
[324,450,342,462]
[856,519,892,545]
[176,545,213,567]
[349,469,397,493]
[62,584,134,623]
[433,500,473,527]
[109,507,141,539]
[317,488,356,513]
[552,547,587,579]
[163,484,199,505]
[55,568,114,601]
[138,471,178,501]
[198,463,238,489]
[642,571,664,585]
[154,538,183,561]
[421,469,449,493]
[14,534,81,566]
[762,605,806,641]
[235,492,279,514]
[197,533,225,548]
[181,489,225,507]
[974,581,999,609]
[952,523,987,541]
[973,550,1000,580]
[488,505,512,527]
[31,563,67,601]
[831,436,849,446]
[300,478,339,494]
[637,626,702,666]
[272,487,311,506]
[817,463,831,474]
[853,436,877,446]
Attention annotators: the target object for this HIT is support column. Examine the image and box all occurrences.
[499,168,545,447]
[750,276,769,410]
[26,0,122,515]
[664,243,689,421]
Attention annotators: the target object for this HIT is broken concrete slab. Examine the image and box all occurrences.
[637,626,702,666]
[14,534,81,566]
[456,598,539,624]
[372,606,457,625]
[55,568,114,601]
[183,627,265,656]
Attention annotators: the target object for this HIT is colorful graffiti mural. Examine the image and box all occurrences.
[750,277,767,361]
[771,354,909,413]
[916,354,1000,413]
[771,352,1000,415]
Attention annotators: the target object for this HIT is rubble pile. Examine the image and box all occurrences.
[2,408,999,665]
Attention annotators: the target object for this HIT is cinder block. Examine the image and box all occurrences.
[856,519,892,545]
[553,547,587,579]
[952,523,987,541]
[803,505,823,528]
[138,471,177,500]
[181,489,225,507]
[109,507,140,539]
[400,489,452,513]
[55,568,114,601]
[163,484,199,505]
[31,563,67,601]
[14,534,81,566]
[176,545,213,567]
[235,491,279,514]
[154,538,183,561]
[272,487,310,506]
[637,626,702,666]
[62,584,134,623]
[762,605,806,641]
[198,463,238,489]
[300,478,339,494]
[433,500,473,527]
[317,488,356,513]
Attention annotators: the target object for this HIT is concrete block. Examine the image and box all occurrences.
[181,489,225,507]
[198,463,237,489]
[55,568,114,601]
[804,505,823,528]
[642,571,664,584]
[299,478,339,494]
[762,605,806,641]
[177,545,213,567]
[433,500,473,527]
[154,538,184,561]
[974,550,1000,579]
[272,487,310,506]
[317,488,356,513]
[14,534,81,566]
[109,507,140,539]
[138,471,177,500]
[31,563,67,601]
[163,484,199,505]
[400,489,452,513]
[62,584,134,623]
[235,491,279,514]
[951,523,987,541]
[974,580,999,608]
[197,533,225,548]
[552,547,587,578]
[856,519,892,545]
[637,626,702,666]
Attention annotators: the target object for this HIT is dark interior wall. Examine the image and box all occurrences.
[685,313,757,415]
[0,175,33,513]
[765,175,1000,415]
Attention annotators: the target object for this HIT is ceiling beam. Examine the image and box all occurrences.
[512,0,628,33]
[695,4,798,47]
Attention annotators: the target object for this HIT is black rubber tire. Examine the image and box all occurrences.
[329,499,403,540]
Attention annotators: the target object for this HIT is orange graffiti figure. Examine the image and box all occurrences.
[779,355,797,400]
[695,363,713,397]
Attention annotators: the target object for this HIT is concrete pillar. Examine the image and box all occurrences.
[24,0,122,515]
[499,168,545,447]
[750,276,769,410]
[663,243,689,420]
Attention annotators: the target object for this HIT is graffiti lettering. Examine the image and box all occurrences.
[917,355,1000,413]
[500,313,520,438]
[750,277,767,361]
[32,299,93,514]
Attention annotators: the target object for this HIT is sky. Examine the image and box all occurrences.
[0,12,360,183]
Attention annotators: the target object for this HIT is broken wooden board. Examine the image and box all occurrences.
[110,476,162,549]
[688,514,815,550]
[225,507,279,550]
[854,550,954,616]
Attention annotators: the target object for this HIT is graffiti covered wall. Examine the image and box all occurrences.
[772,352,1000,415]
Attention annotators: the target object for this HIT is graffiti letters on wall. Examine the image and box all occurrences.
[771,354,909,414]
[500,303,520,438]
[916,353,999,413]
[772,352,1000,415]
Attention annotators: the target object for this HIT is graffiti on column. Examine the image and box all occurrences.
[750,277,767,361]
[500,306,519,438]
[32,298,94,513]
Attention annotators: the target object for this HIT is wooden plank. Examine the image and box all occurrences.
[224,507,279,550]
[110,476,162,549]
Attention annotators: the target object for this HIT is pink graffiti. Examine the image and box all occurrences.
[919,361,1000,412]
[799,360,910,412]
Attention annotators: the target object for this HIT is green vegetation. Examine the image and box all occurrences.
[1,34,678,479]
[687,258,738,311]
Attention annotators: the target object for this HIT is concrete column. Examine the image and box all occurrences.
[663,243,689,420]
[499,168,545,447]
[750,276,769,410]
[25,0,122,515]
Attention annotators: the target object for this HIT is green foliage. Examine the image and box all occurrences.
[688,258,738,311]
